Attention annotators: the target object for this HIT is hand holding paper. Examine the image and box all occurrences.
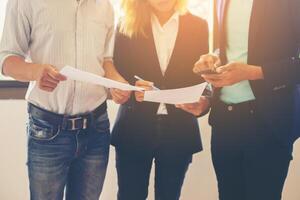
[175,96,210,116]
[135,80,156,102]
[60,66,208,104]
[60,66,144,91]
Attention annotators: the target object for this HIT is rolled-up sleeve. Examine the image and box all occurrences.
[0,0,31,75]
[103,1,115,60]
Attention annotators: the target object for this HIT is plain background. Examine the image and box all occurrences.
[0,100,300,200]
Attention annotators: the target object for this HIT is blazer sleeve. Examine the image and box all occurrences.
[189,18,209,85]
[193,17,209,67]
[196,20,211,118]
[261,0,300,92]
[113,29,135,84]
[200,20,210,56]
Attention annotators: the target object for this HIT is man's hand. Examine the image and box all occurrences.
[175,97,210,116]
[34,64,67,92]
[193,54,221,74]
[201,62,264,88]
[135,80,154,102]
[110,79,131,104]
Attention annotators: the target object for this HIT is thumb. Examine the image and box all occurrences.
[49,68,67,81]
[216,64,231,73]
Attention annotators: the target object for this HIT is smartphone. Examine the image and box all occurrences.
[198,69,219,75]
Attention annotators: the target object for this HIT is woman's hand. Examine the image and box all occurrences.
[201,62,264,88]
[110,78,132,105]
[135,80,154,102]
[175,97,210,116]
[103,60,132,104]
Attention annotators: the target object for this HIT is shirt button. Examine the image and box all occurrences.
[228,106,233,111]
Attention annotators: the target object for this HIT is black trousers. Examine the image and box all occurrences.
[115,116,192,200]
[211,101,292,200]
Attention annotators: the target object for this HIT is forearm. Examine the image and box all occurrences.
[103,60,126,82]
[3,56,39,82]
[247,65,264,80]
[104,60,132,104]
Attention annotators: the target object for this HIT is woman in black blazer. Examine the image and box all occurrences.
[111,0,209,199]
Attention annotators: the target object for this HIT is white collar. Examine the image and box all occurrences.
[151,12,180,30]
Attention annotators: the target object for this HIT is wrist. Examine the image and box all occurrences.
[107,72,126,83]
[28,63,41,81]
[248,65,264,80]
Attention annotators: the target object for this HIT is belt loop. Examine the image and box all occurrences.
[83,118,88,129]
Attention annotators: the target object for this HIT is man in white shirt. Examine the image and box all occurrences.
[0,0,130,199]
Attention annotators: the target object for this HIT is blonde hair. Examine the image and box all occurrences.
[120,0,188,38]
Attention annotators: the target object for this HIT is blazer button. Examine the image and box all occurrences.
[227,106,233,111]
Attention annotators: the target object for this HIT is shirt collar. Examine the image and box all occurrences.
[151,12,180,31]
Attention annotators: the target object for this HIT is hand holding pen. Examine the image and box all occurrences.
[134,75,159,102]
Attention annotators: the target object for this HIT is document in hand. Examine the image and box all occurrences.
[144,82,208,104]
[60,66,144,91]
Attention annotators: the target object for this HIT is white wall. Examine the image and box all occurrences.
[0,100,300,200]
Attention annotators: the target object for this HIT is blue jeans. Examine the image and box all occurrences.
[27,112,110,200]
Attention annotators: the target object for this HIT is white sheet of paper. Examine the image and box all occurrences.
[144,82,208,104]
[60,66,144,91]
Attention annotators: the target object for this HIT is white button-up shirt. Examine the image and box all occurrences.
[151,13,179,115]
[0,0,114,115]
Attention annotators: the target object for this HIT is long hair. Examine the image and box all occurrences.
[120,0,188,38]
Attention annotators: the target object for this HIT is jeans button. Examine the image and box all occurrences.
[228,106,233,111]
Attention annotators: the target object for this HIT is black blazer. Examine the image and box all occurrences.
[212,0,300,145]
[111,13,209,156]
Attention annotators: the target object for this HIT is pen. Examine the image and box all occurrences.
[134,75,160,90]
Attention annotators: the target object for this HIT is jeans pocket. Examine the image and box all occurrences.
[93,112,110,134]
[28,116,61,141]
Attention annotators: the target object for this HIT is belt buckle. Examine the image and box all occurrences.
[69,117,88,131]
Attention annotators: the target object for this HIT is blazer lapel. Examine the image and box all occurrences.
[248,0,268,96]
[218,0,268,64]
[248,0,268,64]
[218,0,228,31]
[217,0,230,64]
[141,23,164,83]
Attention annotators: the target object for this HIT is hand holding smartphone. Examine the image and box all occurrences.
[194,54,221,75]
[197,64,220,75]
